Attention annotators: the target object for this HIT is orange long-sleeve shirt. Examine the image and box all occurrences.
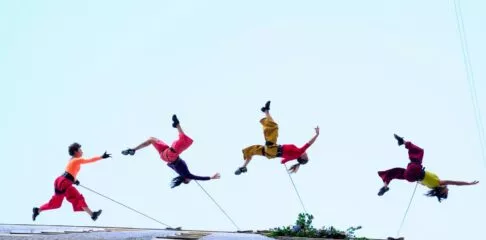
[65,156,102,179]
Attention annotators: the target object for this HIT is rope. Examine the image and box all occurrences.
[79,184,172,228]
[194,181,241,231]
[396,182,419,237]
[283,165,308,214]
[452,0,486,165]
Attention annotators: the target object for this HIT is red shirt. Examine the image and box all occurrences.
[280,143,311,164]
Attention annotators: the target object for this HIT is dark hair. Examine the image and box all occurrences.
[425,186,448,202]
[297,157,308,165]
[68,143,82,157]
[170,176,185,188]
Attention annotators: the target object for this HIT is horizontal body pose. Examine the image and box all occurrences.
[122,115,220,188]
[377,134,479,202]
[33,143,111,221]
[235,101,319,175]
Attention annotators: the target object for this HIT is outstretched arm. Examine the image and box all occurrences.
[70,156,102,166]
[72,152,111,165]
[186,174,211,181]
[185,172,220,181]
[440,180,479,186]
[280,127,320,165]
[79,156,103,164]
[307,126,320,146]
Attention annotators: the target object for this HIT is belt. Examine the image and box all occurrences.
[55,172,76,194]
[55,188,66,194]
[262,145,283,157]
[62,171,75,182]
[418,167,426,181]
[168,157,182,166]
[276,145,283,157]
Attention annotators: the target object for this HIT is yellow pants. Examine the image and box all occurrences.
[242,117,280,160]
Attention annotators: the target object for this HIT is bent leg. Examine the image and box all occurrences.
[135,137,158,151]
[260,117,279,145]
[238,144,266,169]
[151,137,170,153]
[39,177,68,212]
[405,141,424,164]
[39,194,64,211]
[242,144,265,160]
[171,133,194,154]
[65,186,88,212]
[378,167,406,185]
[122,137,166,156]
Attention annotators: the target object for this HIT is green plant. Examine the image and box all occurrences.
[265,213,369,239]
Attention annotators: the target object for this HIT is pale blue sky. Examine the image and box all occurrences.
[1,1,485,240]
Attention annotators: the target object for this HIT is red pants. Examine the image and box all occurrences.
[378,141,425,183]
[39,175,88,212]
[152,133,194,162]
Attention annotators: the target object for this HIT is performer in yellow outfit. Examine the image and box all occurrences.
[235,101,319,175]
[420,171,441,189]
[378,134,479,202]
[241,115,282,160]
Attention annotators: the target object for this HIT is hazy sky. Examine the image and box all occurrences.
[1,1,485,240]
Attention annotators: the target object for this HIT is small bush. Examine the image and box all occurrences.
[266,213,368,239]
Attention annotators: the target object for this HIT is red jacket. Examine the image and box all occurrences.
[280,143,311,164]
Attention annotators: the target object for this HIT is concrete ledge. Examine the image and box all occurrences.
[275,237,387,240]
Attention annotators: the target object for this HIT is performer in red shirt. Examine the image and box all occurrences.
[235,101,319,175]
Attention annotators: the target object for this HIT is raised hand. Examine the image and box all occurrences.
[101,151,112,159]
[288,163,300,174]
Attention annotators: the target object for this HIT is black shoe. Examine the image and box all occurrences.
[378,186,390,196]
[234,167,248,175]
[172,114,180,128]
[32,207,40,221]
[91,210,102,221]
[260,101,271,113]
[121,148,136,156]
[394,134,404,146]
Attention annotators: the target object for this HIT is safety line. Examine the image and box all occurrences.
[79,184,172,228]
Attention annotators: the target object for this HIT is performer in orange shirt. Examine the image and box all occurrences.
[32,143,111,221]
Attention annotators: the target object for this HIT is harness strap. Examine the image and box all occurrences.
[55,172,76,194]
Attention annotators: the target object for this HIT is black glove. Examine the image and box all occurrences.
[101,151,112,159]
[74,180,80,185]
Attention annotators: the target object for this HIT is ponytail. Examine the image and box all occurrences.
[289,163,301,173]
[425,186,448,202]
[170,176,185,188]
